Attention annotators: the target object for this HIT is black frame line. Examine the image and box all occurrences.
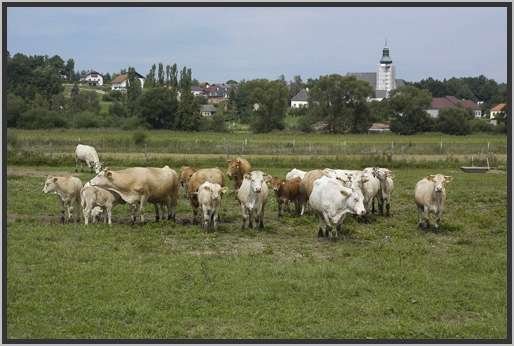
[2,1,512,344]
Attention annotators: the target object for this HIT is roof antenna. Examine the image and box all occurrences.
[385,38,388,47]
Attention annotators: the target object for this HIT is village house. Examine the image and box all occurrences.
[200,104,217,117]
[426,96,482,118]
[368,122,391,133]
[291,89,309,108]
[191,86,206,97]
[111,72,145,91]
[489,103,507,125]
[81,70,104,86]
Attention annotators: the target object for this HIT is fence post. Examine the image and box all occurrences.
[144,143,148,163]
[440,136,443,154]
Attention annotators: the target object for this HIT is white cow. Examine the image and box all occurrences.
[309,176,366,240]
[237,171,271,230]
[42,175,82,223]
[75,144,102,174]
[414,174,453,230]
[286,168,306,181]
[197,182,227,231]
[80,184,120,225]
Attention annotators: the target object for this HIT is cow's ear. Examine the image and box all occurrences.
[339,187,352,197]
[264,175,273,183]
[244,173,251,180]
[426,175,436,181]
[106,171,113,179]
[52,177,58,183]
[444,176,453,183]
[226,159,232,163]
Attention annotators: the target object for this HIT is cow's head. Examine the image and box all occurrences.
[43,176,58,194]
[93,161,103,174]
[375,168,393,181]
[245,171,267,194]
[427,174,453,193]
[340,187,366,216]
[90,168,113,187]
[226,159,241,177]
[179,166,196,188]
[270,177,284,192]
[201,182,228,201]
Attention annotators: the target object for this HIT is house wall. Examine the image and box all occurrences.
[291,101,308,108]
[426,109,439,118]
[85,75,104,86]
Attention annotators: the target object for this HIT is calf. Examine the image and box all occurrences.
[270,177,302,216]
[80,184,121,225]
[414,174,453,230]
[43,175,82,223]
[187,168,225,224]
[372,167,394,216]
[197,182,227,231]
[237,171,271,229]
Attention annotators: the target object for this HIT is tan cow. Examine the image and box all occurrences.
[270,176,302,216]
[179,166,197,197]
[43,175,82,223]
[414,174,453,230]
[89,166,179,223]
[187,168,225,223]
[299,169,325,215]
[226,157,251,190]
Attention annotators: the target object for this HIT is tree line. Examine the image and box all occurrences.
[6,51,508,135]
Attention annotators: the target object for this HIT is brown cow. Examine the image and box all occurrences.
[270,177,302,216]
[187,168,225,223]
[299,169,325,215]
[179,166,197,197]
[226,157,251,190]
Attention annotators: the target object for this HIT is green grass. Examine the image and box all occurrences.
[6,163,508,339]
[6,129,507,163]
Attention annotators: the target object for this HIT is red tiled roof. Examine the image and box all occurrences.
[430,96,479,110]
[491,103,507,112]
[111,74,128,84]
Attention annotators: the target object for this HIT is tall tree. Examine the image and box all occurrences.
[145,64,156,88]
[157,63,164,86]
[389,86,433,135]
[306,75,373,133]
[176,67,200,130]
[127,67,142,116]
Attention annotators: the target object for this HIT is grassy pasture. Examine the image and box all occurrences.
[6,160,508,339]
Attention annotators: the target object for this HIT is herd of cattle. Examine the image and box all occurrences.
[41,144,454,239]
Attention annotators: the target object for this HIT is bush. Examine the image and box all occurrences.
[437,108,471,135]
[133,130,147,145]
[103,90,123,102]
[71,111,103,128]
[109,101,128,118]
[6,93,28,127]
[121,116,147,130]
[470,118,495,133]
[7,131,17,149]
[17,108,69,129]
[199,112,227,132]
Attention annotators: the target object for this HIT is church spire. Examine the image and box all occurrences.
[380,41,392,64]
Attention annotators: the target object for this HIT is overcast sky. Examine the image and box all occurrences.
[7,6,508,83]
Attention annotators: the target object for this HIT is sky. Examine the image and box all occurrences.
[7,6,508,83]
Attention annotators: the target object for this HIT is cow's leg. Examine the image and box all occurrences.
[386,199,391,217]
[154,203,160,222]
[241,205,248,229]
[277,200,282,217]
[248,209,254,229]
[258,207,265,230]
[138,196,147,223]
[129,203,138,224]
[422,206,430,229]
[434,209,443,230]
[106,204,112,225]
[212,209,218,231]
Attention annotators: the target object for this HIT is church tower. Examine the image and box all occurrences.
[376,42,396,97]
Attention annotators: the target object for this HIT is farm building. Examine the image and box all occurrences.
[368,122,391,133]
[81,70,104,86]
[111,72,145,91]
[291,89,309,108]
[489,103,507,125]
[426,96,482,118]
[200,104,217,117]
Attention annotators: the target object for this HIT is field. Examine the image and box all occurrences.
[5,129,509,340]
